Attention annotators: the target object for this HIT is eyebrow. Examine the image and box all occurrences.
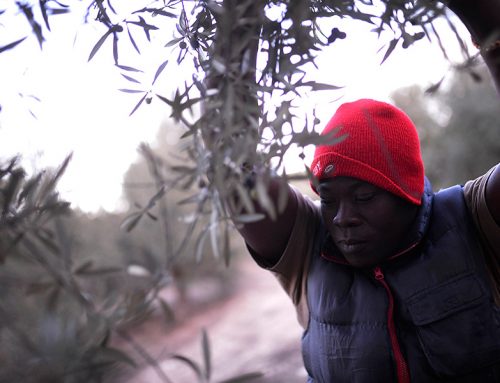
[318,179,367,194]
[318,178,364,190]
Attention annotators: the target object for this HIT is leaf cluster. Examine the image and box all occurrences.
[86,0,470,268]
[0,0,475,273]
[169,329,263,383]
[0,155,71,262]
[0,157,180,382]
[0,1,70,53]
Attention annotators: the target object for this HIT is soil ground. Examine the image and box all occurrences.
[114,256,307,383]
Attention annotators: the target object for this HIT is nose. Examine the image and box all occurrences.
[332,201,361,227]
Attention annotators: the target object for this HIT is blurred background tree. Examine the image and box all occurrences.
[392,65,500,189]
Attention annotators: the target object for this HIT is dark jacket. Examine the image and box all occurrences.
[302,181,500,382]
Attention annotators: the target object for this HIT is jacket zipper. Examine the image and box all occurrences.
[374,266,410,383]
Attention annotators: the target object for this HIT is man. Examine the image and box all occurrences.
[233,0,500,381]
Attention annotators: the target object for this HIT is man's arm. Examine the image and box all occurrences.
[486,166,500,226]
[236,179,298,265]
[446,0,500,225]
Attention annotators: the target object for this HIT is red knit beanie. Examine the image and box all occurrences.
[310,99,424,205]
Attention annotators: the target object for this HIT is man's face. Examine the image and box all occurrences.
[318,176,418,267]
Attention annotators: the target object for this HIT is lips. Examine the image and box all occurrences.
[336,239,367,255]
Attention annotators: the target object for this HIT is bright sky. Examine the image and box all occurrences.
[0,2,473,213]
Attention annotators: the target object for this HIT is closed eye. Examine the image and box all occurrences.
[321,199,337,208]
[355,192,377,202]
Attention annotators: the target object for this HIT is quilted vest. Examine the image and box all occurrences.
[301,184,500,382]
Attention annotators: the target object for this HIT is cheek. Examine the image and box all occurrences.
[321,207,335,226]
[370,205,415,244]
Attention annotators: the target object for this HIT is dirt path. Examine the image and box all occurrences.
[116,257,307,383]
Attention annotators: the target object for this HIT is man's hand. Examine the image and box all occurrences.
[446,0,500,93]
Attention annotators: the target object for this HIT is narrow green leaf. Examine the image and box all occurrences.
[133,7,176,18]
[73,260,94,274]
[425,76,445,94]
[53,154,72,184]
[127,16,158,41]
[39,0,50,31]
[107,0,117,15]
[209,208,220,259]
[17,172,42,206]
[158,298,175,323]
[116,64,143,72]
[177,193,200,205]
[97,347,137,367]
[88,29,113,62]
[301,81,344,91]
[305,165,319,192]
[195,227,210,262]
[165,37,183,48]
[49,8,70,15]
[235,183,255,214]
[234,214,265,224]
[37,154,71,203]
[129,93,148,116]
[223,223,230,267]
[170,355,203,380]
[217,372,265,383]
[277,176,289,214]
[255,179,276,221]
[0,37,28,54]
[152,59,169,85]
[468,70,482,83]
[77,266,122,276]
[112,32,118,64]
[127,26,140,54]
[179,9,187,31]
[120,211,144,231]
[121,73,141,84]
[127,264,151,277]
[156,94,173,107]
[118,89,145,94]
[202,329,211,381]
[146,186,166,208]
[18,3,44,48]
[2,168,24,216]
[180,128,195,139]
[170,165,197,173]
[380,38,399,65]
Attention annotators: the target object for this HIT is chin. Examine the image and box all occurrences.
[344,253,381,268]
[346,258,375,268]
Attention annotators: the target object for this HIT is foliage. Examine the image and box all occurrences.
[121,121,247,270]
[0,156,128,382]
[392,65,500,189]
[167,329,264,383]
[0,156,260,382]
[1,1,474,261]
